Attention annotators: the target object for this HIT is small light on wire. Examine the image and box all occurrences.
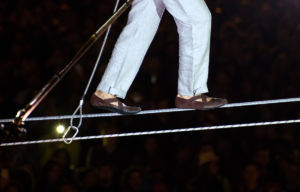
[56,124,65,134]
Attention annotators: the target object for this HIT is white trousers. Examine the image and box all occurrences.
[97,0,211,99]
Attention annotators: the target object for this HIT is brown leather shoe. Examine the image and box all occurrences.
[175,94,228,110]
[90,94,141,114]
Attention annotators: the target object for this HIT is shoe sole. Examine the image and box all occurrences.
[176,102,228,110]
[92,105,141,115]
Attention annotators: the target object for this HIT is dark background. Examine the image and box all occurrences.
[0,0,299,191]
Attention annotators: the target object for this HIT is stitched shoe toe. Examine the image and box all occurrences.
[90,94,141,114]
[175,95,227,110]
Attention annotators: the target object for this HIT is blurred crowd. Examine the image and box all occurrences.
[1,124,300,192]
[0,0,299,191]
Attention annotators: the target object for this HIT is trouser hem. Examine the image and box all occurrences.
[97,84,127,99]
[178,86,208,96]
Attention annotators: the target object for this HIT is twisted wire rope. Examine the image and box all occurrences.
[1,118,299,147]
[0,97,299,123]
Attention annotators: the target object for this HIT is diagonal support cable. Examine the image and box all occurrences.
[62,0,121,144]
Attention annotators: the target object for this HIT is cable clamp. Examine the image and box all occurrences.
[62,100,84,144]
[62,125,79,144]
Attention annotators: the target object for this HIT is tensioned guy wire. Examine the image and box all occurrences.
[0,97,299,123]
[1,119,300,147]
[63,0,121,143]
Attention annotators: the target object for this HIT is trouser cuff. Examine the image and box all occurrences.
[193,86,209,95]
[97,84,127,99]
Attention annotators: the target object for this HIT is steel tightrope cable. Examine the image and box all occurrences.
[0,97,299,123]
[1,119,299,147]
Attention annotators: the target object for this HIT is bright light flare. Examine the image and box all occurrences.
[56,124,65,134]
